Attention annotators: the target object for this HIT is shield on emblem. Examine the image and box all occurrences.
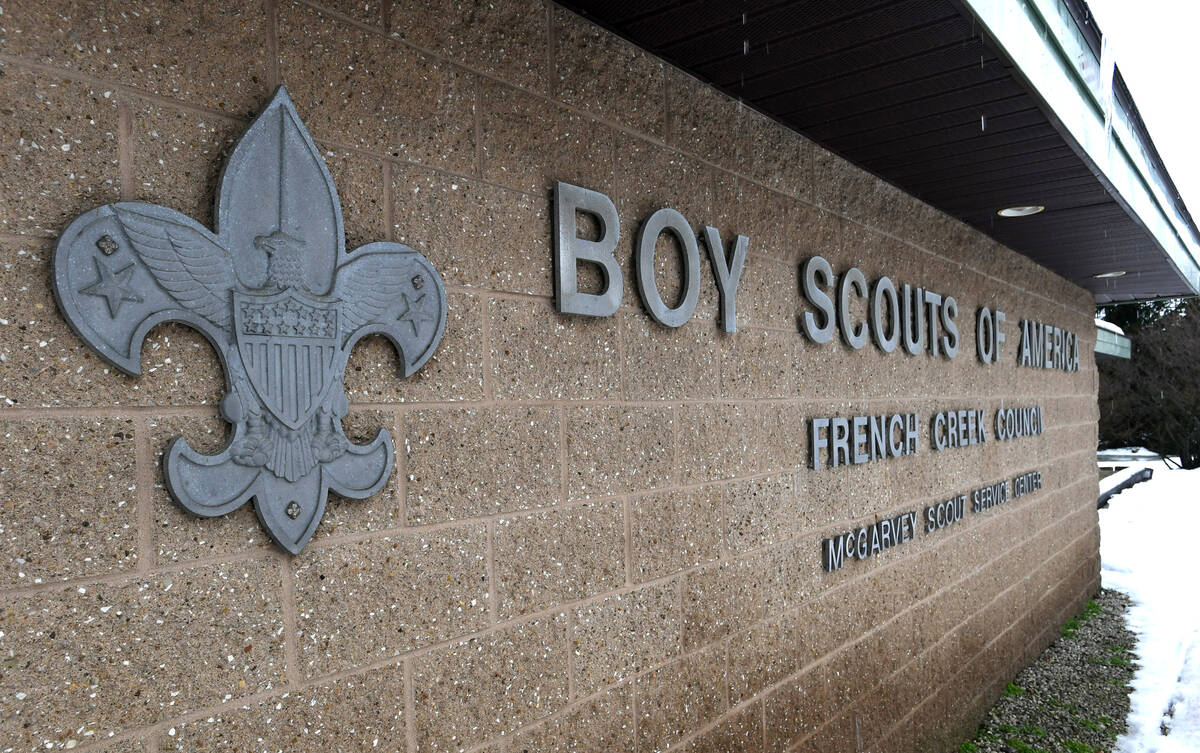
[234,289,340,430]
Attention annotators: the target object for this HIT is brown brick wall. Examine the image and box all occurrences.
[0,2,1099,752]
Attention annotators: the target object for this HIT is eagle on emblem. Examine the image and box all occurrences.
[52,87,447,553]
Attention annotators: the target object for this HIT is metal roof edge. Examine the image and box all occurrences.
[959,0,1200,297]
[1095,325,1131,358]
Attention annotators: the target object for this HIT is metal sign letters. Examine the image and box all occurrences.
[53,87,447,553]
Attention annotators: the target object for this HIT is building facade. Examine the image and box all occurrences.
[0,2,1107,752]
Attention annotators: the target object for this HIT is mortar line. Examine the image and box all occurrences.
[447,284,552,304]
[722,635,731,710]
[473,76,484,179]
[565,607,576,703]
[676,575,686,655]
[546,1,557,96]
[3,443,1090,598]
[382,159,395,242]
[380,0,393,34]
[554,97,1080,312]
[675,513,1097,753]
[395,406,408,527]
[73,496,1095,753]
[631,678,641,747]
[0,405,222,419]
[487,518,498,624]
[133,415,156,574]
[0,444,1094,602]
[279,553,300,687]
[623,495,633,586]
[0,231,54,244]
[718,480,733,561]
[761,697,769,752]
[247,126,1102,315]
[557,404,567,507]
[266,0,280,88]
[0,548,276,600]
[0,396,1102,418]
[295,1,557,106]
[99,656,422,753]
[307,468,780,542]
[672,403,682,485]
[0,53,254,125]
[118,99,134,201]
[0,41,1090,324]
[615,310,628,401]
[0,52,1105,316]
[312,134,544,202]
[65,684,289,753]
[2,416,1086,606]
[651,516,1101,753]
[481,294,494,399]
[800,133,815,200]
[818,493,1094,635]
[156,103,1106,319]
[871,526,1100,749]
[404,656,418,753]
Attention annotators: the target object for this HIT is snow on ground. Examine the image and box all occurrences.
[1100,463,1200,752]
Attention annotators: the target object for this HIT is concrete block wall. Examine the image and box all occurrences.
[0,2,1100,751]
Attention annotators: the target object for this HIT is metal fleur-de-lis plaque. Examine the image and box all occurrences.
[52,87,447,554]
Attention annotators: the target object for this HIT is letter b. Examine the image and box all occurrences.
[553,181,623,317]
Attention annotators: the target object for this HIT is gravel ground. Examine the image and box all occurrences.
[960,588,1136,753]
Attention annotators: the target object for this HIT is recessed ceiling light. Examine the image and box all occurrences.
[997,205,1045,217]
[1093,270,1127,279]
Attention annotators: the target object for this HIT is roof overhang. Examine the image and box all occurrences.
[962,0,1200,299]
[560,0,1200,305]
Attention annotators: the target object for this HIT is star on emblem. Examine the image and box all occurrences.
[81,257,143,317]
[244,303,268,333]
[397,292,436,336]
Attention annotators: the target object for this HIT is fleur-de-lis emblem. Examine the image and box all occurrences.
[52,87,447,553]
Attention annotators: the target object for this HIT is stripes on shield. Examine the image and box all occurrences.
[242,340,332,428]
